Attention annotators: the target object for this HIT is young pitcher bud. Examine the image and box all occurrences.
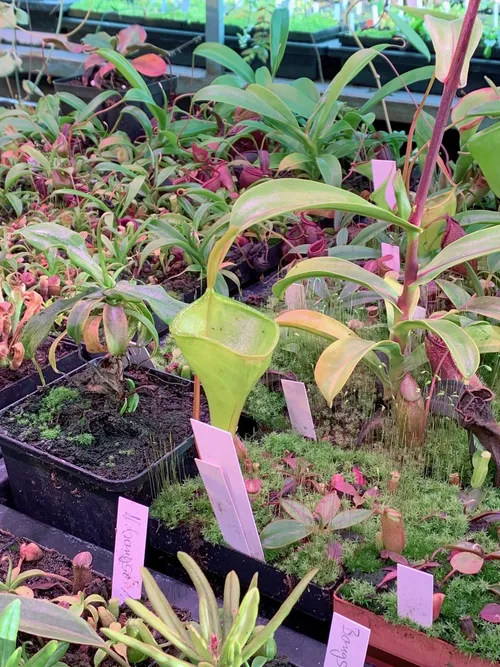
[19,542,43,562]
[380,507,406,554]
[387,471,401,493]
[98,607,116,627]
[449,472,461,486]
[460,615,476,642]
[375,530,384,552]
[433,593,445,621]
[48,275,61,297]
[396,374,425,447]
[471,450,491,489]
[72,551,93,593]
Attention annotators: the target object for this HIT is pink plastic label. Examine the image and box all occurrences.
[195,459,251,554]
[397,564,434,628]
[413,305,427,319]
[281,379,317,440]
[285,284,306,310]
[112,497,149,604]
[324,612,371,667]
[191,420,265,561]
[381,243,401,274]
[372,159,397,209]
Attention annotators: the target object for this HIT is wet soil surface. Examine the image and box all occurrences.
[0,340,76,391]
[0,365,209,480]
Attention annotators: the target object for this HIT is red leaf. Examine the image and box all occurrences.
[380,550,409,566]
[376,569,398,590]
[353,466,366,486]
[282,454,298,470]
[245,478,262,495]
[450,551,484,575]
[281,477,297,497]
[330,473,357,496]
[446,542,485,557]
[315,492,340,524]
[117,24,147,52]
[327,540,343,563]
[131,54,167,78]
[191,143,209,163]
[364,486,380,498]
[480,603,500,623]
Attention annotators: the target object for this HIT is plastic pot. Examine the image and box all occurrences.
[53,74,178,141]
[0,366,198,550]
[0,343,83,411]
[333,587,494,667]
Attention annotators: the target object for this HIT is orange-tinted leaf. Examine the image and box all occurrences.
[433,593,445,621]
[83,316,105,354]
[450,551,484,575]
[117,24,147,52]
[103,304,129,356]
[131,54,167,78]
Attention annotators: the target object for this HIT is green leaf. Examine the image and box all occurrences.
[20,223,105,283]
[24,641,69,667]
[394,318,479,379]
[246,84,298,127]
[312,46,389,135]
[387,10,431,60]
[278,153,311,172]
[315,337,402,406]
[267,83,316,118]
[122,89,168,132]
[49,189,111,212]
[460,296,500,320]
[21,292,90,358]
[398,5,459,19]
[94,161,146,176]
[120,175,146,215]
[193,43,255,84]
[0,600,20,667]
[270,7,289,78]
[104,282,185,324]
[101,629,193,667]
[316,154,342,187]
[281,499,315,525]
[240,569,317,661]
[5,163,31,190]
[260,520,314,549]
[330,509,374,530]
[177,553,220,640]
[75,90,120,124]
[273,257,401,304]
[290,77,320,103]
[359,67,435,114]
[0,597,105,647]
[192,85,295,124]
[96,49,150,94]
[141,568,190,644]
[230,179,417,234]
[466,322,500,353]
[435,279,471,308]
[416,227,500,284]
[468,120,500,197]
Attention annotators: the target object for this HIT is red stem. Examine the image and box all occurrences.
[398,0,481,318]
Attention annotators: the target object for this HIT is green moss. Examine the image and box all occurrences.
[39,426,61,440]
[70,433,95,447]
[244,383,289,432]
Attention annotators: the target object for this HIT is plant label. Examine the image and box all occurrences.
[381,243,400,275]
[285,283,306,310]
[125,345,156,369]
[196,459,251,555]
[112,497,149,604]
[281,379,317,440]
[324,612,370,667]
[191,420,265,561]
[413,305,427,319]
[371,159,397,210]
[397,564,434,628]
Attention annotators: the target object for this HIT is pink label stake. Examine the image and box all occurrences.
[195,459,250,555]
[112,497,149,604]
[371,159,397,210]
[397,564,434,628]
[324,612,371,667]
[281,379,317,440]
[285,284,307,310]
[191,420,265,561]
